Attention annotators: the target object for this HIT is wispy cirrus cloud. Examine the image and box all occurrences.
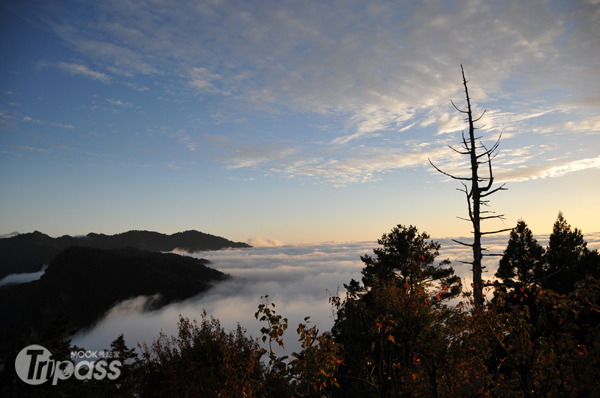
[45,0,597,127]
[106,98,135,108]
[57,62,111,83]
[164,162,180,170]
[223,144,301,170]
[496,156,600,182]
[122,82,149,92]
[563,115,600,133]
[23,116,44,124]
[495,146,543,166]
[11,144,35,151]
[271,146,449,186]
[67,39,157,76]
[188,67,230,95]
[50,122,74,129]
[23,116,74,129]
[26,0,600,187]
[436,113,465,135]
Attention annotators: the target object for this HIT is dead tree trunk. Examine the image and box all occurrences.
[429,65,510,306]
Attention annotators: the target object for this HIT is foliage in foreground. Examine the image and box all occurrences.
[2,215,599,397]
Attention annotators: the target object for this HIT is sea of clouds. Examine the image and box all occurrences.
[71,232,600,356]
[0,231,592,356]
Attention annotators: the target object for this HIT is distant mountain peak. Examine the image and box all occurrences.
[0,229,250,279]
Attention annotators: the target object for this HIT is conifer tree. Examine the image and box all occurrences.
[360,224,462,300]
[542,212,596,294]
[496,221,545,286]
[493,220,544,307]
[332,225,461,397]
[42,311,76,362]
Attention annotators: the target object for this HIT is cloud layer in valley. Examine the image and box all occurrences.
[75,232,600,356]
[0,265,47,287]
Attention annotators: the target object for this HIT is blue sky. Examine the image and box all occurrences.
[1,0,599,244]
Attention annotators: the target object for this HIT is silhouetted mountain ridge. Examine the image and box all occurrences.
[0,229,250,279]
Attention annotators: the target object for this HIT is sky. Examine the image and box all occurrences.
[1,0,599,245]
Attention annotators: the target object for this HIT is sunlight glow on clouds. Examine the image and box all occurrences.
[248,236,285,247]
[563,115,600,133]
[497,156,600,182]
[436,113,465,135]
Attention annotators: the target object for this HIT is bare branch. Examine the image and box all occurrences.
[480,153,495,192]
[473,109,487,122]
[428,159,472,181]
[480,214,506,220]
[461,131,469,151]
[448,144,470,155]
[460,182,469,195]
[476,142,498,159]
[480,184,507,198]
[452,239,473,247]
[476,133,502,161]
[450,99,468,114]
[480,228,512,235]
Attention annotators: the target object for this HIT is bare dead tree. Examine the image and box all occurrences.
[429,65,510,306]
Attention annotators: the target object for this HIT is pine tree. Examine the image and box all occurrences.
[360,224,462,301]
[42,310,76,362]
[332,225,461,397]
[492,220,544,309]
[496,221,545,285]
[542,212,595,294]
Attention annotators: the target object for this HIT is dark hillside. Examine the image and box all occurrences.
[0,229,249,279]
[0,246,229,358]
[85,230,249,252]
[0,231,61,279]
